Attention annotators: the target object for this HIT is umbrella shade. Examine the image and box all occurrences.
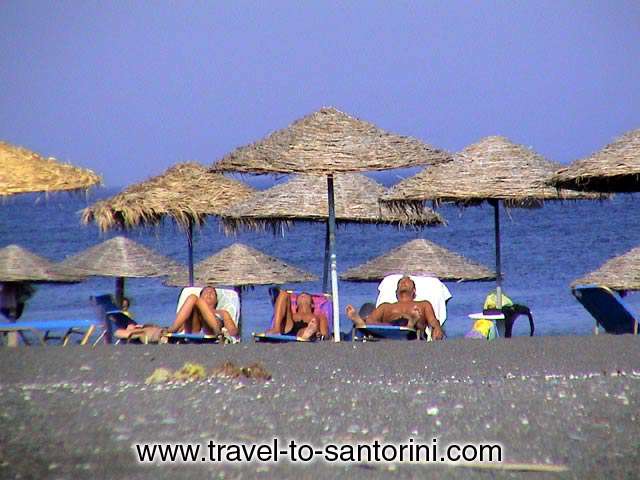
[220,173,444,234]
[211,107,452,342]
[382,136,602,208]
[0,141,101,196]
[211,107,452,174]
[551,128,640,193]
[60,236,181,278]
[82,162,256,231]
[573,245,640,291]
[165,243,317,287]
[82,162,256,287]
[381,136,603,308]
[0,245,84,283]
[341,239,496,282]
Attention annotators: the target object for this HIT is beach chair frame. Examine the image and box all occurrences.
[0,320,98,346]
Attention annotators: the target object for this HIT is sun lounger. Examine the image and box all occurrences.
[352,275,451,342]
[253,288,332,343]
[92,294,138,344]
[0,319,100,346]
[572,284,639,335]
[164,287,241,344]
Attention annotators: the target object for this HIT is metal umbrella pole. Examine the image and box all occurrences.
[490,199,503,309]
[327,175,341,342]
[187,219,194,287]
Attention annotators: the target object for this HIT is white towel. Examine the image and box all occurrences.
[375,274,452,325]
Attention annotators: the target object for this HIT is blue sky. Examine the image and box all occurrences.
[1,1,639,187]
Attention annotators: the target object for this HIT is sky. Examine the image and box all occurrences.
[1,1,639,187]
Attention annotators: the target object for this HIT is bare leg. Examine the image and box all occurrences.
[318,314,329,338]
[406,304,424,330]
[267,291,293,334]
[195,298,222,335]
[167,295,198,333]
[297,317,318,340]
[345,305,366,327]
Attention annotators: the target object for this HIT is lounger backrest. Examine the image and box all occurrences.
[268,287,333,333]
[92,294,134,344]
[375,274,452,325]
[572,285,637,334]
[176,287,241,325]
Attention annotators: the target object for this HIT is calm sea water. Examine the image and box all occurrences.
[2,186,639,340]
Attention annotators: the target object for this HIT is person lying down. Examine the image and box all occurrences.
[345,275,445,340]
[115,287,238,342]
[265,290,329,340]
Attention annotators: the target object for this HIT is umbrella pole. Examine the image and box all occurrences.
[187,219,194,287]
[322,222,330,293]
[115,277,125,308]
[327,175,341,342]
[491,199,503,309]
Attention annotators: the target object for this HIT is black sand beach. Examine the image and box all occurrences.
[1,335,639,479]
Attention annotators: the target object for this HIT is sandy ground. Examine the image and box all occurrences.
[0,335,639,479]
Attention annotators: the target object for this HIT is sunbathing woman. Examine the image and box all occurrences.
[167,286,238,337]
[115,286,237,342]
[266,291,329,340]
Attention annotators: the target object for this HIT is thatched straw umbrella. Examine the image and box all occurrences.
[572,245,640,291]
[551,128,640,193]
[166,243,317,335]
[0,245,84,284]
[0,141,101,196]
[0,244,85,345]
[60,236,181,307]
[212,107,452,341]
[221,173,444,291]
[81,162,255,285]
[381,136,602,307]
[341,239,495,282]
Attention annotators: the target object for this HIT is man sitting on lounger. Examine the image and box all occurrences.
[266,290,329,340]
[345,276,445,340]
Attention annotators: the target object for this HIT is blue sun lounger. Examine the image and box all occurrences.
[253,288,332,343]
[92,294,138,344]
[0,319,100,346]
[351,323,421,341]
[572,285,639,335]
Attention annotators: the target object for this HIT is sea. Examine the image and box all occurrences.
[2,182,639,341]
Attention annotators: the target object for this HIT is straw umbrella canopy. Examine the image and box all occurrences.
[212,107,452,341]
[382,136,602,306]
[341,239,495,282]
[551,128,640,193]
[81,162,255,286]
[572,245,640,291]
[0,141,101,197]
[0,245,84,343]
[0,245,85,284]
[221,173,444,291]
[60,236,181,306]
[166,242,317,288]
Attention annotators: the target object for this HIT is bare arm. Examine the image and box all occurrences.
[421,301,444,340]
